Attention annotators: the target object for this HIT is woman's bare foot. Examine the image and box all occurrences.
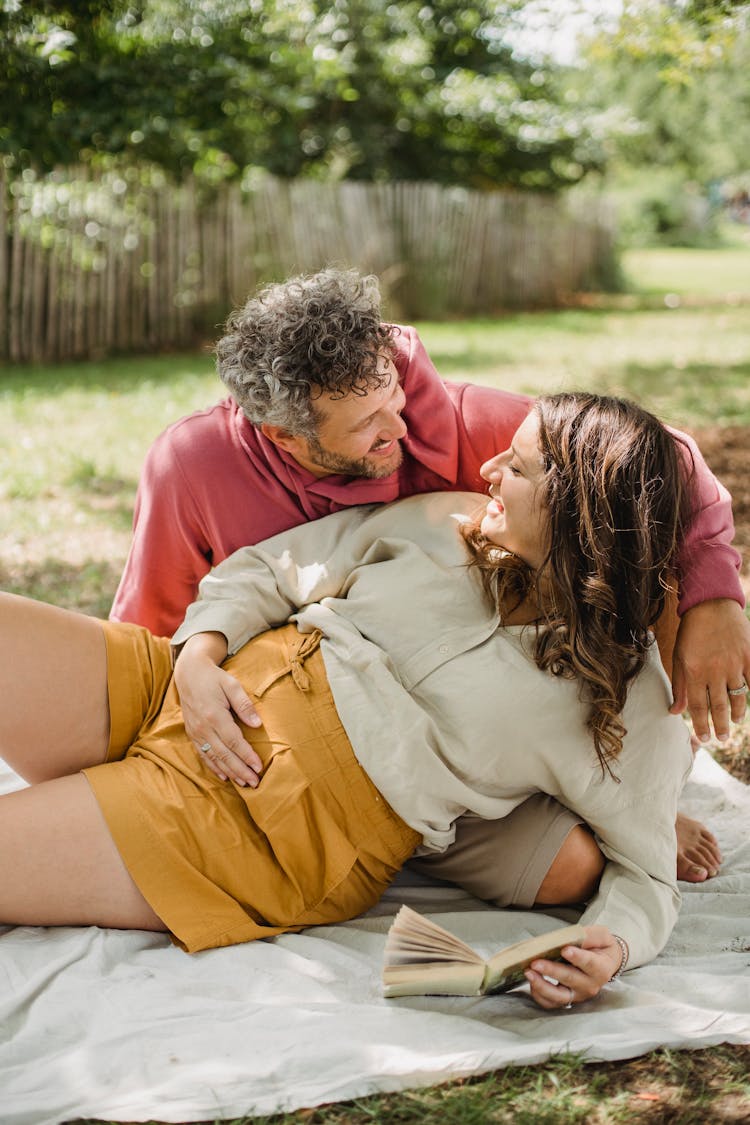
[675,812,722,881]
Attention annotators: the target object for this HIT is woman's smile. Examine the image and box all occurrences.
[479,412,548,569]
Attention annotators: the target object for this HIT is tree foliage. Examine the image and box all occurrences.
[0,0,607,189]
[574,0,750,183]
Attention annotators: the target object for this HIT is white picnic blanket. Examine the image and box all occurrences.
[1,748,748,1125]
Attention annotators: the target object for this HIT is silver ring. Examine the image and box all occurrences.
[727,681,747,697]
[198,742,212,754]
[564,986,574,1010]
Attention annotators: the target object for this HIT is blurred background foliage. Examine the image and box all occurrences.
[1,0,748,239]
[569,0,750,245]
[0,0,606,189]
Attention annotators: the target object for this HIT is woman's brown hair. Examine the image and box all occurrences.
[463,392,693,776]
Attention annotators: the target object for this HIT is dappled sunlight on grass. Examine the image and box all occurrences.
[0,352,217,398]
[623,238,750,299]
[416,305,750,427]
[0,353,223,605]
[0,557,122,617]
[417,240,750,416]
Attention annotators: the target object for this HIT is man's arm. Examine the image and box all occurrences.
[668,429,750,741]
[110,432,213,636]
[670,598,750,742]
[673,429,744,613]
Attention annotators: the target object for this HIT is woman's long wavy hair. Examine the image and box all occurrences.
[462,393,693,776]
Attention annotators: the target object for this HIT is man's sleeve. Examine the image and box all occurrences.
[448,382,533,492]
[671,428,744,613]
[110,433,212,637]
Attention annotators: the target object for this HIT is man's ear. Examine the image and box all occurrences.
[260,422,305,456]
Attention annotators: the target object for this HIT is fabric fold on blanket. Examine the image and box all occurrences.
[1,749,748,1125]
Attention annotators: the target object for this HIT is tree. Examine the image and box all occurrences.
[0,0,607,189]
[568,0,750,181]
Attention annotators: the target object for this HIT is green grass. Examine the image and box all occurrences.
[0,352,221,613]
[415,304,750,428]
[414,236,750,429]
[2,242,750,1121]
[623,225,750,298]
[71,1044,750,1125]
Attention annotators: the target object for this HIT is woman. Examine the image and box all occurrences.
[0,394,699,1009]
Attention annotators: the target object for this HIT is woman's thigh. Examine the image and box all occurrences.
[0,593,110,781]
[0,773,165,932]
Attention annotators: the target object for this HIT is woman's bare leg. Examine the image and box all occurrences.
[0,592,110,782]
[0,773,165,931]
[535,824,605,905]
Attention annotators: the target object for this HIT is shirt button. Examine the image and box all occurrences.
[439,644,450,655]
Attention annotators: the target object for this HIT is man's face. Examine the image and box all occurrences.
[293,355,407,479]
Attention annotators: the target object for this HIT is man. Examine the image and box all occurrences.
[112,268,747,884]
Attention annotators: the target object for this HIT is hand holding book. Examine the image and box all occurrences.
[382,906,586,998]
[383,907,626,1008]
[524,924,628,1010]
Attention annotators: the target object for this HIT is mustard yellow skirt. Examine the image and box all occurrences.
[84,623,419,952]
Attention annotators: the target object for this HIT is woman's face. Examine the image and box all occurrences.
[479,411,549,570]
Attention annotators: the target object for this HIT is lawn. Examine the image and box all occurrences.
[623,225,750,298]
[2,240,750,1122]
[417,302,750,426]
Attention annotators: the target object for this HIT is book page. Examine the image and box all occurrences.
[383,960,485,998]
[383,905,483,967]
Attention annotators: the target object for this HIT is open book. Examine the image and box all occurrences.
[383,905,586,998]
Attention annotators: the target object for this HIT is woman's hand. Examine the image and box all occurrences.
[524,925,624,1010]
[173,632,264,787]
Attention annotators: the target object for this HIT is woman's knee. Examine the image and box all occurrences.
[534,824,605,906]
[0,597,111,781]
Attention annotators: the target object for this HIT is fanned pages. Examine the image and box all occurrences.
[383,905,586,997]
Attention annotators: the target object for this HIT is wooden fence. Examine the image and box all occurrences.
[0,166,617,364]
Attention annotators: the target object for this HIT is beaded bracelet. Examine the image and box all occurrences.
[609,934,630,981]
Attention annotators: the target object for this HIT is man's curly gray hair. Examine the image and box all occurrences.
[216,268,397,441]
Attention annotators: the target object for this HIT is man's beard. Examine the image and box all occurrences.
[306,437,404,480]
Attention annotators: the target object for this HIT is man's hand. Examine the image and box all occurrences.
[173,632,264,786]
[670,599,750,743]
